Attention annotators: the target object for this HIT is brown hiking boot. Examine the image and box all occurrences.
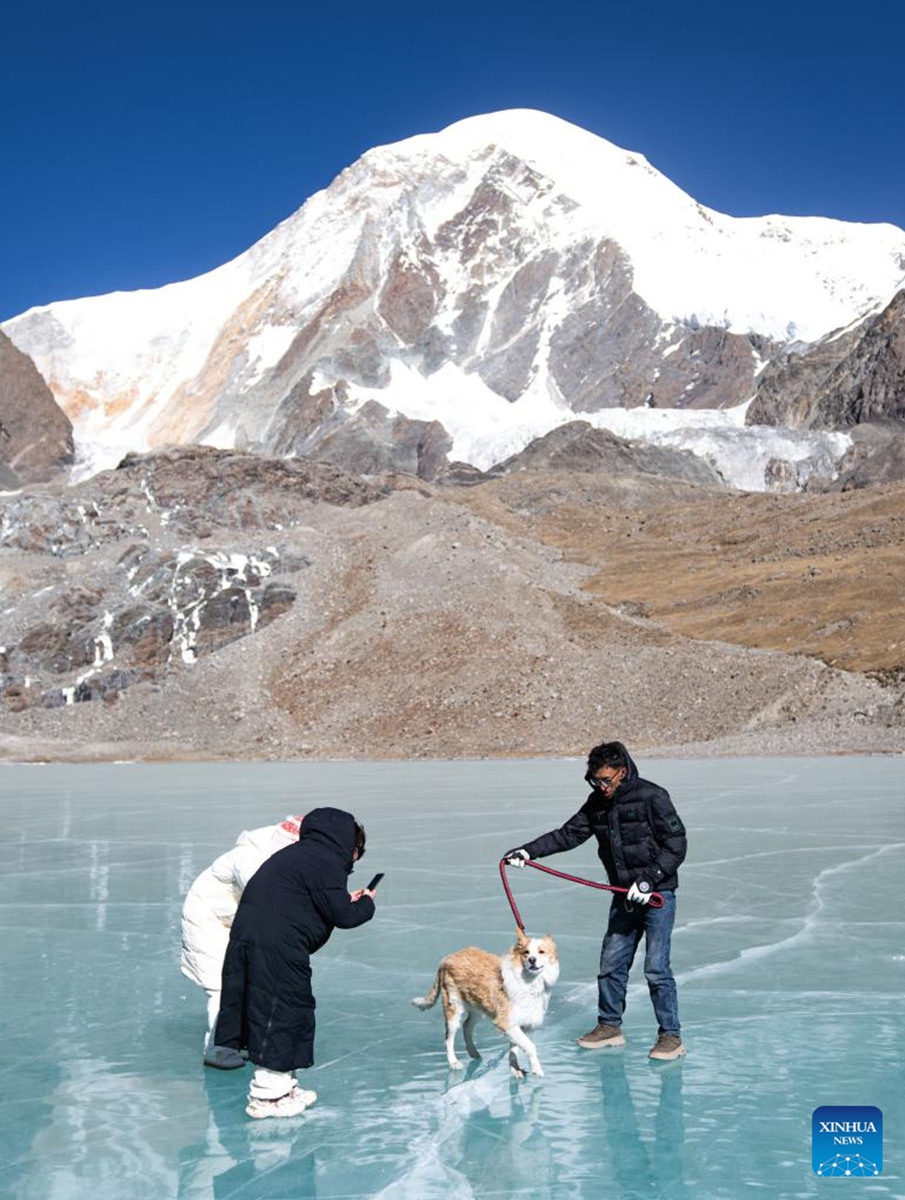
[577,1022,625,1049]
[648,1033,686,1061]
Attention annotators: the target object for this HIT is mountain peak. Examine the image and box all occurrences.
[3,109,905,489]
[371,107,691,223]
[386,107,641,164]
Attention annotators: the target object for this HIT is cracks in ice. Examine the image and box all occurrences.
[675,842,905,986]
[370,1054,533,1200]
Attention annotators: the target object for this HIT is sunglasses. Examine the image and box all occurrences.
[585,771,623,790]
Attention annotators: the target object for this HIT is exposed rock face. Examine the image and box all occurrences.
[748,290,905,430]
[306,401,452,479]
[114,445,389,528]
[541,242,768,414]
[827,425,905,490]
[0,331,74,488]
[493,421,727,487]
[0,448,387,713]
[267,376,452,479]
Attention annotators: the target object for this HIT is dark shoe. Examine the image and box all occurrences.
[204,1045,247,1070]
[577,1022,625,1049]
[648,1033,686,1061]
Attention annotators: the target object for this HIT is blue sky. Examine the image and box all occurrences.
[2,0,904,322]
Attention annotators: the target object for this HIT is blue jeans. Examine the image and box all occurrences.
[597,891,680,1035]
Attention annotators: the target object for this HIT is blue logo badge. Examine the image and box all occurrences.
[812,1106,882,1176]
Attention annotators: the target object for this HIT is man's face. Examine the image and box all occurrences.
[588,766,627,797]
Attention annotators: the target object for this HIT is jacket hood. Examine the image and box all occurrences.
[611,742,639,785]
[235,824,284,853]
[233,817,303,855]
[270,814,304,851]
[297,807,360,872]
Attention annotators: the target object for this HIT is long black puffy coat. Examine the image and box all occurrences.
[522,745,687,892]
[214,807,374,1072]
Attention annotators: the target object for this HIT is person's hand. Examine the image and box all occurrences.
[350,888,365,901]
[626,881,652,905]
[504,848,530,868]
[362,888,377,901]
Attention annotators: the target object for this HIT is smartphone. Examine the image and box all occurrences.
[365,873,384,891]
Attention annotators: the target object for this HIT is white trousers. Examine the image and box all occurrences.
[203,987,220,1053]
[249,1067,296,1100]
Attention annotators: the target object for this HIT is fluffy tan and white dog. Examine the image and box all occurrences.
[412,930,560,1078]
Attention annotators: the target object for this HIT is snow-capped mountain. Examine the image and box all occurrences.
[4,109,905,490]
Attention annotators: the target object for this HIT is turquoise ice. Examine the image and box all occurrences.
[1,757,902,1198]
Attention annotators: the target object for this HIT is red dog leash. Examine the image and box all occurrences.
[499,857,664,930]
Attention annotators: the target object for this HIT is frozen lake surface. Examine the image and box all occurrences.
[1,757,903,1199]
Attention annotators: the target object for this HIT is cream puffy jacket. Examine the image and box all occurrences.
[180,818,301,990]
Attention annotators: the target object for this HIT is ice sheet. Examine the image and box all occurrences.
[1,758,902,1198]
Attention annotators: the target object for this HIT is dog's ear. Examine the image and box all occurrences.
[515,927,529,947]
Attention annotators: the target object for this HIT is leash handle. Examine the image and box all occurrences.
[499,857,664,930]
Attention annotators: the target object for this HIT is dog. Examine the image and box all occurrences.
[412,930,560,1078]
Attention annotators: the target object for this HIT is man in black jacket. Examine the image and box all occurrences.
[504,741,687,1061]
[215,807,377,1117]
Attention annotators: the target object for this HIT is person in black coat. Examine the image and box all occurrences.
[215,806,377,1118]
[504,741,687,1061]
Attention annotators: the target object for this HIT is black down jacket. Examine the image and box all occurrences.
[214,807,374,1072]
[521,746,687,891]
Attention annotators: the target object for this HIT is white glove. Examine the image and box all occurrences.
[626,880,652,905]
[504,848,530,868]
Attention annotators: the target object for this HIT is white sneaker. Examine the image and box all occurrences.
[246,1086,317,1119]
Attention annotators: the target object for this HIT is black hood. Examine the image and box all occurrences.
[610,741,639,786]
[297,807,360,872]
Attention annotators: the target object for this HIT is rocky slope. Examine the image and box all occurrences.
[0,331,73,488]
[1,446,901,762]
[748,288,905,433]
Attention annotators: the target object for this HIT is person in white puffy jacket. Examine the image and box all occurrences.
[181,815,303,1069]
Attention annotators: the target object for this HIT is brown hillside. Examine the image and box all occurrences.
[447,475,905,676]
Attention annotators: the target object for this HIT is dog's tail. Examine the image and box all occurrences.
[411,969,441,1010]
